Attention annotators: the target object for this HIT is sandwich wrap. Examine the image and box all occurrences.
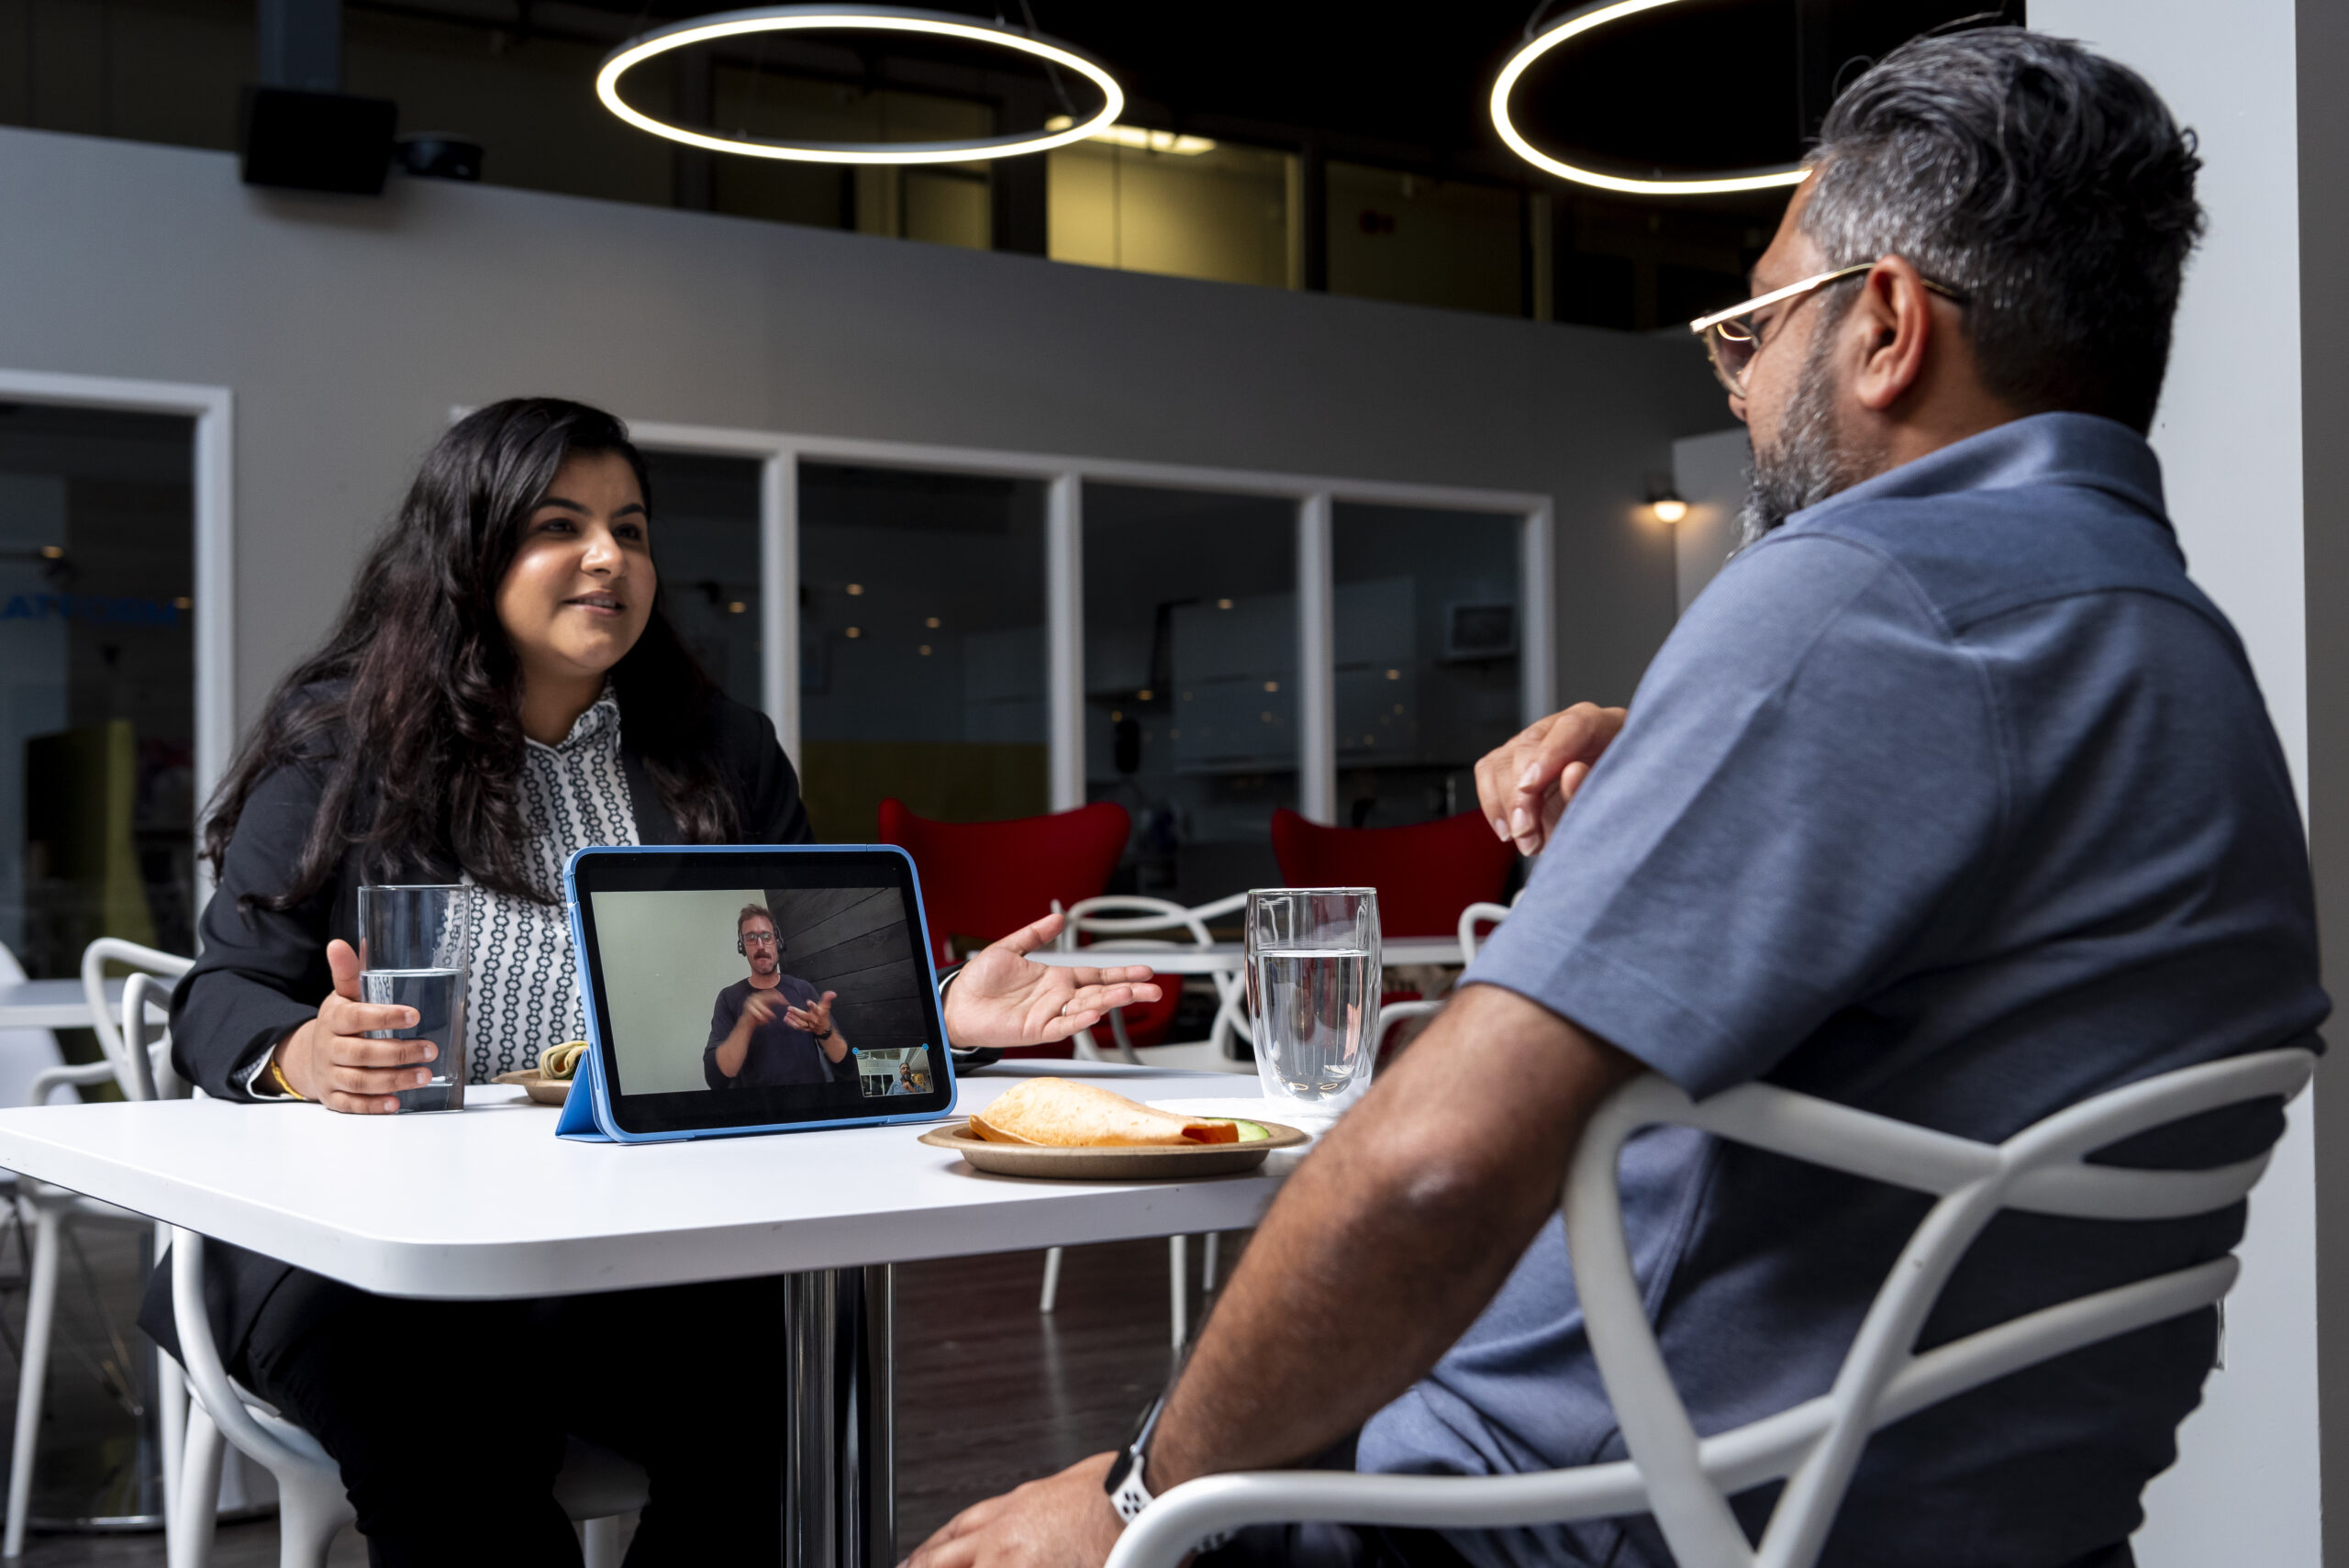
[966,1077,1240,1146]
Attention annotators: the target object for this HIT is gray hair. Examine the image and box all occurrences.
[1799,28,2204,434]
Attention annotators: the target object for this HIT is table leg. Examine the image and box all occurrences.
[785,1266,895,1568]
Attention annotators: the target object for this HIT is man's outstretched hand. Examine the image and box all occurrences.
[942,912,1163,1050]
[1475,701,1627,857]
[902,1453,1120,1568]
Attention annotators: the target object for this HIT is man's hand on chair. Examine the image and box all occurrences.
[1475,702,1627,857]
[903,1452,1121,1568]
[943,912,1163,1050]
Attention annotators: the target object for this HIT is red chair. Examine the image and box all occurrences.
[1268,807,1518,938]
[877,798,1140,1059]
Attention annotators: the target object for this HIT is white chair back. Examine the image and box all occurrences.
[1457,901,1511,964]
[80,938,192,1103]
[1108,1046,2317,1568]
[1059,894,1250,1063]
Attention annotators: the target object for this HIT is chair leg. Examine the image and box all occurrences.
[274,1471,351,1568]
[171,1403,225,1568]
[158,1351,187,1546]
[4,1206,61,1558]
[583,1514,622,1568]
[1039,1247,1063,1313]
[1202,1232,1220,1294]
[1169,1236,1187,1351]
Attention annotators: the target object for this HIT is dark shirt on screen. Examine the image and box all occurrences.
[704,975,839,1089]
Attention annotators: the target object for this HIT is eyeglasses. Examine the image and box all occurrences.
[1689,261,1970,397]
[742,930,779,948]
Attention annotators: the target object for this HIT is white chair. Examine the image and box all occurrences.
[1107,1046,2318,1568]
[2,938,192,1559]
[1040,895,1252,1348]
[167,1229,650,1568]
[1056,894,1252,1072]
[1456,900,1512,964]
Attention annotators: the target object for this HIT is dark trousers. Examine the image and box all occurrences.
[236,1272,787,1568]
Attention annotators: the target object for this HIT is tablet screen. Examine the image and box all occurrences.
[568,848,951,1135]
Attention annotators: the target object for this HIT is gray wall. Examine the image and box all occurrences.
[0,125,1731,734]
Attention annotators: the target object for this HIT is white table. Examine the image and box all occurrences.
[0,1064,1295,1566]
[1030,936,1464,974]
[0,979,168,1032]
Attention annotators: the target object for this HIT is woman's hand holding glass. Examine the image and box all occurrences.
[271,939,438,1115]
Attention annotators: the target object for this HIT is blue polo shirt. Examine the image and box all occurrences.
[1357,414,2327,1568]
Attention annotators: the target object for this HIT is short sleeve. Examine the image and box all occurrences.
[1467,533,2009,1097]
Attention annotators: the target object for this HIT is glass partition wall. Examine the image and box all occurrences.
[630,428,1549,913]
[1084,486,1297,904]
[0,404,199,977]
[1332,504,1523,828]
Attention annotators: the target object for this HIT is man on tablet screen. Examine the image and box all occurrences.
[704,904,852,1090]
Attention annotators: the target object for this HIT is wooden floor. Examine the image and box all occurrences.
[0,1226,1231,1564]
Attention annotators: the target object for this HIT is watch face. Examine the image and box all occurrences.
[1104,1449,1135,1493]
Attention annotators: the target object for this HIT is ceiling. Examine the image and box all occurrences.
[557,0,2023,199]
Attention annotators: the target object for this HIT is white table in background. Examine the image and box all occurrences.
[0,1063,1293,1567]
[1030,935,1464,974]
[0,979,168,1033]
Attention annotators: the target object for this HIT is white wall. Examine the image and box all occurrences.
[2028,5,2319,1564]
[591,886,767,1095]
[0,126,1729,737]
[1670,428,1748,615]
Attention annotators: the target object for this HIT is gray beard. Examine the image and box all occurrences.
[1736,328,1860,548]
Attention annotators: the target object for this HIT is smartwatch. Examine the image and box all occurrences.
[1103,1393,1230,1550]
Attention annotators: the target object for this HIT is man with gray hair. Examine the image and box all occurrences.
[909,28,2322,1568]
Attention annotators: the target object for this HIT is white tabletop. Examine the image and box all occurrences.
[0,1067,1301,1301]
[1031,937,1462,973]
[0,979,167,1031]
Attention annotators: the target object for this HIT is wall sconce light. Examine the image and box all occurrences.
[1646,473,1687,524]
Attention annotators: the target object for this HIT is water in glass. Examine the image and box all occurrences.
[1246,887,1380,1119]
[359,884,474,1113]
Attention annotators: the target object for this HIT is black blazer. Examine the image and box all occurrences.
[141,688,814,1365]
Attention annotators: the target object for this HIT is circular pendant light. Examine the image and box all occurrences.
[596,4,1124,164]
[1492,0,1809,196]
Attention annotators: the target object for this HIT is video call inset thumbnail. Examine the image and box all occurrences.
[588,884,936,1101]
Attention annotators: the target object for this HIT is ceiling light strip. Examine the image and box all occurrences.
[596,4,1124,165]
[1491,0,1809,196]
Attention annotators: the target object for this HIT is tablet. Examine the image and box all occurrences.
[562,844,955,1141]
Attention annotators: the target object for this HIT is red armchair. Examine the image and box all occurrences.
[878,798,1175,1056]
[1268,807,1519,938]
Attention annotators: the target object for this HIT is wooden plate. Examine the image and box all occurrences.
[492,1069,573,1106]
[917,1119,1308,1180]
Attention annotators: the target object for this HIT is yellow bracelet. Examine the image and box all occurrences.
[265,1052,306,1102]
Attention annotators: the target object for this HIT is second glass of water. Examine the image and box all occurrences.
[1245,887,1381,1122]
[358,884,475,1113]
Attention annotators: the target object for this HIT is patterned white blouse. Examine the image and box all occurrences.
[240,689,641,1097]
[462,690,640,1082]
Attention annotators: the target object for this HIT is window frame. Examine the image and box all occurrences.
[618,419,1555,825]
[0,368,235,908]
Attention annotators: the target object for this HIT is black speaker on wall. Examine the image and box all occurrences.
[239,86,397,195]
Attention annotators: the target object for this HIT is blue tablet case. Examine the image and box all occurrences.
[555,843,955,1144]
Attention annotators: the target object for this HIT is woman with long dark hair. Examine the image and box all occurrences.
[144,398,1157,1563]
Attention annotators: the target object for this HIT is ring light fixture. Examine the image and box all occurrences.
[1491,0,1809,196]
[596,4,1123,164]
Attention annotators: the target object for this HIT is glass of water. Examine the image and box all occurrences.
[1245,887,1381,1122]
[358,884,475,1113]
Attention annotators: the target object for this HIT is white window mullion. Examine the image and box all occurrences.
[1047,473,1085,811]
[1520,502,1556,724]
[1297,492,1336,824]
[762,449,800,764]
